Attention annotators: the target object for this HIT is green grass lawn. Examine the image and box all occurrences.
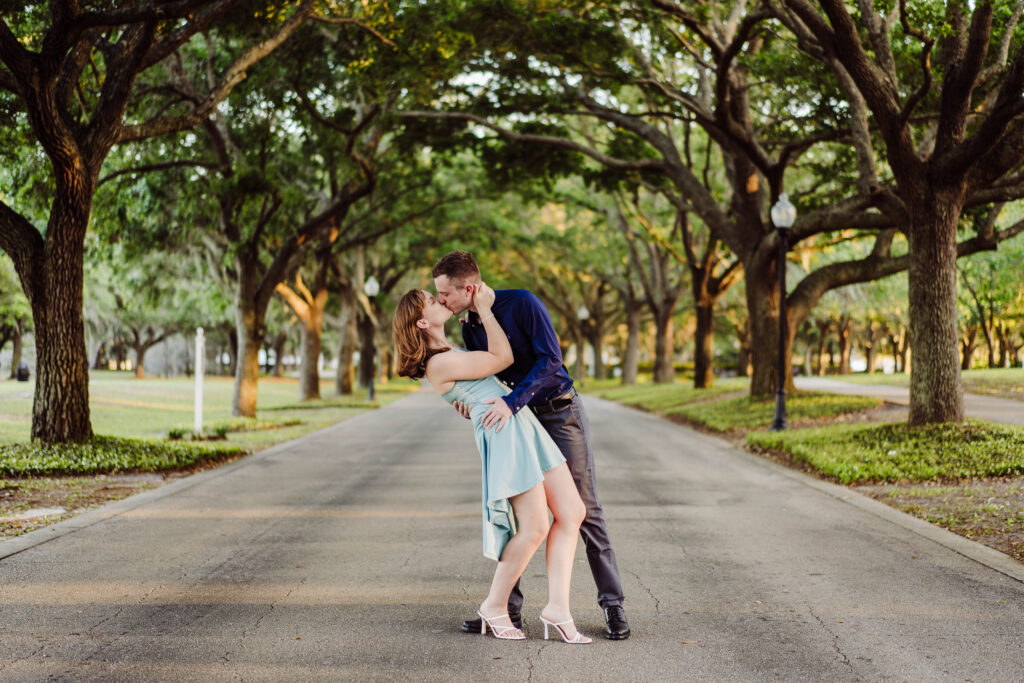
[747,421,1024,484]
[820,367,1024,400]
[670,392,882,432]
[0,371,417,448]
[585,376,748,412]
[583,376,881,431]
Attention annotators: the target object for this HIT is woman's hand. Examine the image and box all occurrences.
[473,282,496,313]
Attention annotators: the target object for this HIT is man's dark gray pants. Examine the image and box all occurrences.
[507,394,625,613]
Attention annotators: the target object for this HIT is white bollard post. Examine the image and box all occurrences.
[194,327,205,434]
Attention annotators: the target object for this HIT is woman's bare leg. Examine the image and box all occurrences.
[540,463,587,638]
[478,483,549,630]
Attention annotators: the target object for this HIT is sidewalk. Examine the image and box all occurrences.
[795,376,1024,425]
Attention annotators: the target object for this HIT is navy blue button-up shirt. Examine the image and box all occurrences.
[461,289,574,414]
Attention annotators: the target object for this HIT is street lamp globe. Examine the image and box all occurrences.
[771,193,797,231]
[363,275,380,298]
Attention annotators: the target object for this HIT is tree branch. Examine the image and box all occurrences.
[979,0,1024,85]
[934,3,992,156]
[97,159,220,186]
[0,64,19,95]
[857,0,899,86]
[783,0,905,147]
[75,0,213,30]
[895,0,935,125]
[256,172,377,315]
[118,0,315,143]
[0,199,45,306]
[311,14,395,47]
[0,19,32,78]
[138,0,243,69]
[399,110,666,173]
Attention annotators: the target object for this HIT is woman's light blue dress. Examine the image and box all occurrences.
[441,366,565,561]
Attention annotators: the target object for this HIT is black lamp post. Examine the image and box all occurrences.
[770,193,797,431]
[363,275,380,402]
[577,305,589,385]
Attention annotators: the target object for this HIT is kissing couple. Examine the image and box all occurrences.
[393,250,630,642]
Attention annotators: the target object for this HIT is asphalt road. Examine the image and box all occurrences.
[1,391,1023,681]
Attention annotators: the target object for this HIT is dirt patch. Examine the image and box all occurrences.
[855,479,1024,563]
[1,472,189,539]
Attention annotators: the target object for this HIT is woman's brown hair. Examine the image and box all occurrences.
[394,289,447,379]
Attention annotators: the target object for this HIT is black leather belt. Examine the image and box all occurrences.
[529,388,577,416]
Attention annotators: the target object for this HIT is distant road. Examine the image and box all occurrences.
[796,376,1024,425]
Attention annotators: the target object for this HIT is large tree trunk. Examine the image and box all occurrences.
[814,320,828,376]
[573,330,586,383]
[863,322,881,374]
[357,311,375,390]
[92,343,107,370]
[226,335,238,378]
[272,334,287,378]
[8,319,23,379]
[234,319,262,418]
[652,308,675,384]
[29,197,92,442]
[335,287,358,395]
[587,323,606,380]
[837,316,851,374]
[997,324,1009,368]
[380,347,392,382]
[276,269,329,400]
[621,303,641,385]
[907,195,964,424]
[299,313,323,400]
[693,302,714,388]
[32,296,92,441]
[960,326,977,371]
[133,344,147,379]
[233,263,264,418]
[737,320,752,378]
[894,328,909,374]
[745,257,793,396]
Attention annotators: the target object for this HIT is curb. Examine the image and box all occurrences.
[728,444,1024,584]
[0,404,389,562]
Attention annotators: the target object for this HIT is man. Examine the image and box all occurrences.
[432,250,630,640]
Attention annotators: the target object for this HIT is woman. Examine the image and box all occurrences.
[394,284,591,644]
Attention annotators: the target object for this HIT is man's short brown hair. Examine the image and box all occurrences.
[432,250,481,283]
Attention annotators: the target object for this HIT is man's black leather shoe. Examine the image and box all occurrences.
[604,605,630,640]
[461,613,522,633]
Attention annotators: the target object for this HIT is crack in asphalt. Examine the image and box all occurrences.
[229,575,307,679]
[525,642,551,682]
[625,568,661,614]
[808,605,855,677]
[0,638,49,673]
[45,578,174,679]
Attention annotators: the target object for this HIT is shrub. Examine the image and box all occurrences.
[0,436,245,477]
[747,421,1024,483]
